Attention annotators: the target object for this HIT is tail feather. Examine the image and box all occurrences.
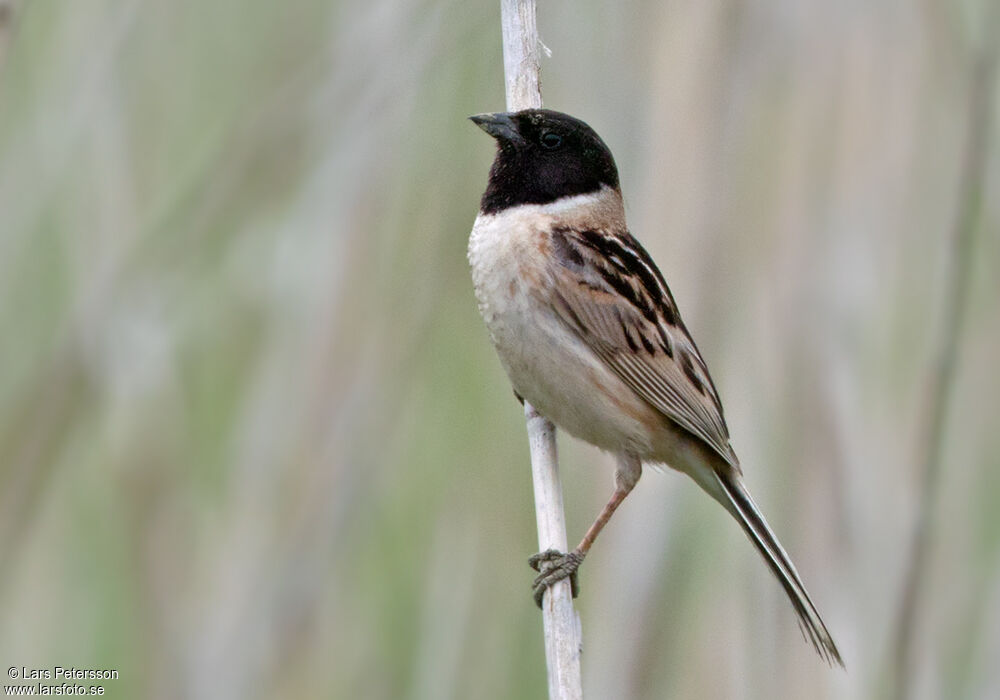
[713,470,844,667]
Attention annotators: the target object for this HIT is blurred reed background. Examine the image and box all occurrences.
[1,0,998,698]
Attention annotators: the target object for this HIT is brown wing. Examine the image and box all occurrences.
[546,226,738,468]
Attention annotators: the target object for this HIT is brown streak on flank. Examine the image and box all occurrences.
[535,229,551,256]
[514,228,549,288]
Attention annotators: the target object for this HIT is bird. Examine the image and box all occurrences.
[467,108,843,666]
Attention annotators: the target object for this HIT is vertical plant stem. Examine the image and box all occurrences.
[499,1,583,698]
[500,0,542,111]
[525,404,583,700]
[891,14,999,700]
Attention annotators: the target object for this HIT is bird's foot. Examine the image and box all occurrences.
[528,548,584,607]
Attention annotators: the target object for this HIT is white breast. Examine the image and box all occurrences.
[468,202,661,456]
[468,207,546,342]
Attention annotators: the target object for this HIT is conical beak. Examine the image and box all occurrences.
[469,112,522,143]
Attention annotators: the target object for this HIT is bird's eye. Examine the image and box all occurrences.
[539,131,563,150]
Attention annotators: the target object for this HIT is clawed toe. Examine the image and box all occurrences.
[528,548,584,607]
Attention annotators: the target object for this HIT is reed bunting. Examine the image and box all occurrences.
[468,108,842,665]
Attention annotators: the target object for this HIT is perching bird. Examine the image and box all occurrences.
[468,108,842,666]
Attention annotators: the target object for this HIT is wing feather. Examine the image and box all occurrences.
[547,227,737,467]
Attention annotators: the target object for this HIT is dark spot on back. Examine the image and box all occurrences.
[655,324,673,357]
[577,230,674,327]
[551,227,584,267]
[679,351,706,396]
[618,316,638,352]
[618,232,680,326]
[638,330,656,354]
[595,264,648,319]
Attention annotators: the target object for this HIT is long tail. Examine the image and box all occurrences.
[713,470,844,667]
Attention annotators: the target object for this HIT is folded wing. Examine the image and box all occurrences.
[545,226,738,468]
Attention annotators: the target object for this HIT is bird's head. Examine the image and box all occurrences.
[470,109,620,214]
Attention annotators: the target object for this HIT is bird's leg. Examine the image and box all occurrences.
[529,453,641,606]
